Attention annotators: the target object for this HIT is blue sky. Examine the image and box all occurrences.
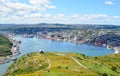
[50,0,120,15]
[0,0,120,25]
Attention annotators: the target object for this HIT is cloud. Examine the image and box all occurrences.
[105,0,114,5]
[0,0,56,23]
[70,14,120,24]
[0,0,120,25]
[0,0,56,17]
[1,12,120,25]
[29,0,56,9]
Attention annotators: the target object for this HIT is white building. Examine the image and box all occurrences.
[114,47,120,54]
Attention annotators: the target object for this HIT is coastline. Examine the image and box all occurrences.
[0,34,118,64]
[0,35,115,76]
[38,36,120,54]
[0,34,20,64]
[14,34,120,55]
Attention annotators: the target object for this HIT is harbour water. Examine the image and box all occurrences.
[0,36,114,76]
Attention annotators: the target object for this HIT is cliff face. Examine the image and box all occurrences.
[0,34,12,56]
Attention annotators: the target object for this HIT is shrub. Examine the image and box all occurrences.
[102,73,108,76]
[48,70,50,72]
[66,66,68,69]
[94,57,98,60]
[111,66,117,71]
[58,66,61,69]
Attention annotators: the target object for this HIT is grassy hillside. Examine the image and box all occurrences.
[4,52,120,76]
[72,53,120,76]
[0,34,12,56]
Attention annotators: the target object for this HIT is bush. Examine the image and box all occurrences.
[66,66,68,69]
[111,66,117,71]
[94,57,98,60]
[58,66,61,69]
[48,70,50,72]
[102,73,108,76]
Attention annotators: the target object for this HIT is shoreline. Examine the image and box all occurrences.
[0,34,20,64]
[38,36,120,54]
[17,34,120,54]
[1,34,118,64]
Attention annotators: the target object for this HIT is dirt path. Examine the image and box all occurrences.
[55,53,88,70]
[46,58,51,70]
[71,56,88,69]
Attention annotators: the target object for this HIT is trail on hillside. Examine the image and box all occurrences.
[46,58,51,69]
[71,56,88,69]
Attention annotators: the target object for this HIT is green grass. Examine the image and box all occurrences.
[0,34,12,56]
[4,52,120,76]
[73,53,120,76]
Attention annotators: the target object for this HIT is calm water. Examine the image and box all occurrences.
[0,36,114,75]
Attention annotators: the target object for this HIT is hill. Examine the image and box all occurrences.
[4,52,120,76]
[0,34,12,56]
[0,24,120,34]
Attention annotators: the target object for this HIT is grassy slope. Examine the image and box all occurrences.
[0,34,12,56]
[72,53,120,76]
[4,52,120,76]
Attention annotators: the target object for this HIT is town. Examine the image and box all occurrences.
[0,24,120,57]
[17,28,120,54]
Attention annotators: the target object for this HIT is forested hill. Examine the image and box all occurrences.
[0,34,12,56]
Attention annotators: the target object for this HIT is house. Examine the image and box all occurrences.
[39,50,44,54]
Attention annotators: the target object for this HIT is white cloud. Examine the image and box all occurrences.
[1,13,120,25]
[0,0,56,23]
[0,0,56,17]
[30,0,50,5]
[29,0,56,9]
[105,0,114,5]
[0,0,120,25]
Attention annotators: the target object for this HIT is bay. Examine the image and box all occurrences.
[0,36,114,76]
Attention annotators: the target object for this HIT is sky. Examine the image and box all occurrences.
[0,0,120,25]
